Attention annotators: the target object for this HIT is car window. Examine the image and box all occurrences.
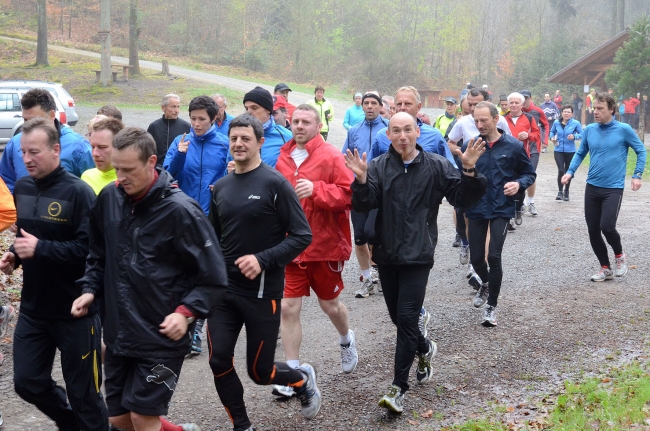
[0,93,20,111]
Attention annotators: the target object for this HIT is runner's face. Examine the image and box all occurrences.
[363,99,381,122]
[522,96,531,108]
[445,102,456,115]
[20,129,60,179]
[467,94,485,116]
[212,97,226,123]
[394,91,421,116]
[474,107,497,137]
[562,108,573,121]
[593,100,613,124]
[292,109,322,146]
[509,98,523,116]
[387,113,420,160]
[112,147,156,198]
[89,128,114,172]
[544,94,551,102]
[229,126,262,165]
[190,108,213,136]
[244,101,270,124]
[162,98,180,120]
[354,96,362,106]
[500,100,509,112]
[315,90,324,101]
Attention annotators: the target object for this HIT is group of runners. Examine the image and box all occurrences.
[0,81,645,430]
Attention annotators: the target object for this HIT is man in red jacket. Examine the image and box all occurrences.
[272,104,358,399]
[520,90,548,215]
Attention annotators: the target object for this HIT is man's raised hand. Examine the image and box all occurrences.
[453,137,486,169]
[344,149,368,184]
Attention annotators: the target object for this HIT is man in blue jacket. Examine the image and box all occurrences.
[242,86,292,167]
[562,93,646,282]
[465,102,536,327]
[370,87,456,166]
[341,92,388,298]
[0,88,94,193]
[212,93,234,136]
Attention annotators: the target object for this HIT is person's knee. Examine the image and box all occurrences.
[487,254,501,269]
[319,297,341,317]
[281,299,301,320]
[209,352,234,376]
[600,223,618,236]
[247,362,274,384]
[130,412,158,430]
[109,413,133,430]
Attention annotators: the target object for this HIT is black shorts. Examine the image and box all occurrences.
[104,348,184,417]
[350,209,377,245]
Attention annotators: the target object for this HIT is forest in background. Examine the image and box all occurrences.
[0,0,649,96]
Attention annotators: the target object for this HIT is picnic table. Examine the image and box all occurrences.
[111,64,135,81]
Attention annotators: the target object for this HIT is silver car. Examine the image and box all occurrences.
[0,80,79,126]
[0,88,68,149]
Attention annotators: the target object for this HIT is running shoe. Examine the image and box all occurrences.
[296,363,322,419]
[452,234,461,248]
[418,307,431,339]
[507,221,516,232]
[563,190,569,201]
[0,305,14,338]
[354,278,375,298]
[190,333,202,355]
[340,330,358,373]
[378,385,404,413]
[614,254,628,277]
[528,202,538,216]
[473,283,489,308]
[482,305,497,327]
[0,411,3,427]
[272,384,296,398]
[459,244,470,265]
[555,191,563,201]
[416,339,437,385]
[179,424,201,431]
[466,263,474,279]
[514,209,523,225]
[468,273,482,291]
[371,267,382,292]
[591,267,614,282]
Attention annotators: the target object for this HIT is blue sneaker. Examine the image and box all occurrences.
[190,333,202,355]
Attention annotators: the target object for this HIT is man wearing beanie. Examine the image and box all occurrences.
[307,86,335,140]
[243,86,292,167]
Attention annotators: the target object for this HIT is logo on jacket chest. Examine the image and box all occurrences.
[248,195,260,200]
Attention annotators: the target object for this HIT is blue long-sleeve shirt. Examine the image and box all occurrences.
[341,116,389,158]
[549,118,583,153]
[343,105,365,130]
[370,118,457,167]
[567,120,646,188]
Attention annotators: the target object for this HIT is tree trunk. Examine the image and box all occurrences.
[100,0,112,86]
[36,0,49,66]
[638,94,646,142]
[68,0,72,39]
[162,60,169,77]
[129,0,141,75]
[611,0,618,36]
[617,0,625,32]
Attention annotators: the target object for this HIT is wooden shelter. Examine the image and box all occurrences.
[547,30,629,124]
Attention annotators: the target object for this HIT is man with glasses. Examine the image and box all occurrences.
[212,94,234,136]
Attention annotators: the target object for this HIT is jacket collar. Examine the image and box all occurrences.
[363,116,388,127]
[118,168,177,208]
[281,133,325,155]
[161,115,180,125]
[189,123,217,142]
[313,97,326,104]
[33,165,66,189]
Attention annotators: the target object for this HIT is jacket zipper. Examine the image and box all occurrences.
[131,227,140,265]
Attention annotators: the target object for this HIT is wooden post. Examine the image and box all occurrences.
[162,60,169,77]
[99,0,112,87]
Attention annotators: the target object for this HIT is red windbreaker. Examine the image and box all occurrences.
[276,135,353,262]
[504,112,540,158]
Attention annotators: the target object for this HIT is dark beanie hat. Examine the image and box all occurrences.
[244,86,274,113]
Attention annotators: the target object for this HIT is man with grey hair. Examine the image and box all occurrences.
[147,93,191,165]
[212,93,234,136]
[464,101,536,327]
[382,95,395,118]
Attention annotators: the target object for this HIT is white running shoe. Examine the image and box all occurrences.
[340,330,358,373]
[354,278,375,298]
[614,254,628,277]
[591,267,614,282]
[418,307,431,339]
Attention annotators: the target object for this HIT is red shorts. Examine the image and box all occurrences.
[284,261,345,300]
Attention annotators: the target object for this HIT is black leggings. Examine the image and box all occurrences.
[377,264,431,393]
[455,208,467,241]
[207,292,306,430]
[554,152,575,192]
[467,218,509,307]
[584,184,624,268]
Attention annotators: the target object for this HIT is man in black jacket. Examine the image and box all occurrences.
[0,118,109,430]
[208,114,320,428]
[147,94,191,166]
[71,127,227,431]
[344,112,487,414]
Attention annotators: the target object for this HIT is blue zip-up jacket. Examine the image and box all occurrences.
[0,119,94,193]
[549,118,583,153]
[343,105,365,130]
[465,133,536,220]
[370,118,457,167]
[567,120,646,188]
[341,116,389,158]
[216,113,234,136]
[164,124,229,215]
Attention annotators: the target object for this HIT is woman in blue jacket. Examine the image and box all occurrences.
[550,105,583,201]
[163,96,229,215]
[343,93,365,130]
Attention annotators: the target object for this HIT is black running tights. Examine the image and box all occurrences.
[584,183,624,268]
[554,151,575,192]
[468,217,509,307]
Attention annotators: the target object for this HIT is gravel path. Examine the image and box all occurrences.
[2,114,649,429]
